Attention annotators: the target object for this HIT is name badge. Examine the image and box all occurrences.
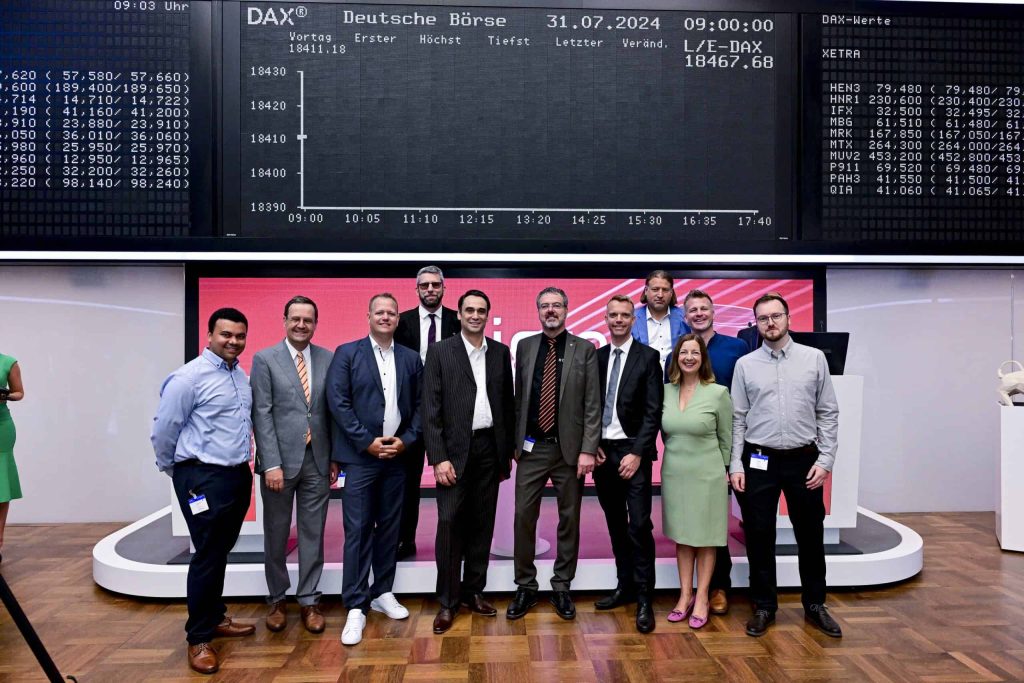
[188,493,210,515]
[522,437,536,453]
[749,452,769,471]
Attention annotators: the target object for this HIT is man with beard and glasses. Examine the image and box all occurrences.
[631,270,691,374]
[730,293,842,640]
[507,287,601,622]
[393,265,460,560]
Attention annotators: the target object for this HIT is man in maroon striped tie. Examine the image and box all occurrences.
[507,287,601,621]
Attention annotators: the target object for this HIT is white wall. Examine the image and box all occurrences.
[0,265,183,523]
[828,267,1024,513]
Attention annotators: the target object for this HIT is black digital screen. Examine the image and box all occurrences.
[229,2,791,244]
[0,0,211,239]
[803,11,1024,243]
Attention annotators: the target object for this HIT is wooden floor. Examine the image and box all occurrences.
[2,512,1024,682]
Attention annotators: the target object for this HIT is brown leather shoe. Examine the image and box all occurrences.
[433,607,457,634]
[710,589,729,615]
[301,604,326,634]
[460,593,497,616]
[266,600,287,632]
[215,617,256,638]
[187,642,219,674]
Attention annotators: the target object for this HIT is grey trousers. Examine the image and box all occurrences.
[513,441,582,592]
[261,447,331,606]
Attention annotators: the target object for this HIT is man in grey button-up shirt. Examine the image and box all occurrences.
[729,293,843,640]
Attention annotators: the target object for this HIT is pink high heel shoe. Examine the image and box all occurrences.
[667,596,695,623]
[689,612,709,629]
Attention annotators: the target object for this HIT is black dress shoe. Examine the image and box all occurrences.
[549,591,576,620]
[505,588,538,620]
[635,595,655,634]
[396,541,416,561]
[745,609,775,637]
[433,607,457,634]
[461,593,497,616]
[805,604,842,638]
[594,587,637,611]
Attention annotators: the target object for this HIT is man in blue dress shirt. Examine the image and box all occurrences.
[152,308,256,675]
[682,289,749,617]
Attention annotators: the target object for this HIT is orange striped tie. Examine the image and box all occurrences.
[296,352,311,445]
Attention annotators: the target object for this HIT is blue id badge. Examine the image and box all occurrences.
[522,437,536,453]
[188,492,210,515]
[749,451,769,471]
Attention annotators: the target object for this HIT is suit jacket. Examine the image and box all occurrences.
[514,332,601,465]
[394,306,460,357]
[738,325,763,352]
[630,305,691,347]
[251,341,334,478]
[326,337,423,466]
[422,334,515,478]
[597,342,664,461]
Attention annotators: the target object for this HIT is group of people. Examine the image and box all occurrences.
[151,267,843,676]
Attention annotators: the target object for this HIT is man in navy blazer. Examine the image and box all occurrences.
[326,293,423,646]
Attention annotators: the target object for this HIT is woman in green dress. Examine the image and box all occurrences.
[0,353,25,561]
[661,334,732,629]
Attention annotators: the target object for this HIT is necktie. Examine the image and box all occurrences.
[427,313,437,347]
[296,352,311,444]
[603,348,622,428]
[537,336,558,433]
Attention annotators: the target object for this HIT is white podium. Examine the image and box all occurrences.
[997,405,1024,552]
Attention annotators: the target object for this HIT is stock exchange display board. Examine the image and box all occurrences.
[2,0,1024,256]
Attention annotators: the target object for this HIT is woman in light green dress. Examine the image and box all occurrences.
[661,334,732,628]
[0,353,25,561]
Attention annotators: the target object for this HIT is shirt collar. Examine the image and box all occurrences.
[419,305,440,321]
[611,336,633,355]
[761,335,794,359]
[284,339,308,360]
[462,332,487,354]
[202,347,237,370]
[369,335,393,353]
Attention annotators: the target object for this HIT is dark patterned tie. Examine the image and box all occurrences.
[537,337,558,432]
[427,313,437,347]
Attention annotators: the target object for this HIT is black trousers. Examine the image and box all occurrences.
[734,442,826,613]
[172,461,252,645]
[593,439,655,594]
[434,429,500,609]
[398,442,426,546]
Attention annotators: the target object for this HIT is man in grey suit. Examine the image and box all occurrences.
[251,296,335,634]
[422,289,515,634]
[506,286,601,621]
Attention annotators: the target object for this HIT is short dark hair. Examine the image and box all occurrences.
[667,333,716,386]
[640,270,677,307]
[753,292,789,315]
[284,295,318,322]
[368,292,399,311]
[683,289,714,308]
[458,289,491,312]
[208,307,248,334]
[606,294,635,311]
[536,286,568,309]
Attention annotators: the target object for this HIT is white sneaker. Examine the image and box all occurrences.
[341,609,365,645]
[370,592,409,620]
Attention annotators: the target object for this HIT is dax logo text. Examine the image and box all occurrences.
[247,7,307,26]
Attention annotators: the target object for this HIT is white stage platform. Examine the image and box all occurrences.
[93,498,923,599]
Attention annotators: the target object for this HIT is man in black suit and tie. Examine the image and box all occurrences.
[422,290,515,634]
[507,286,601,621]
[393,265,460,559]
[251,296,334,635]
[593,295,664,633]
[326,293,423,646]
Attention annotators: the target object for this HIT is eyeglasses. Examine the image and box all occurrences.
[417,282,443,290]
[755,312,787,325]
[538,302,565,311]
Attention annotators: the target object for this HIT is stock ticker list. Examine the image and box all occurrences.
[814,14,1024,242]
[0,1,193,238]
[238,3,784,241]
